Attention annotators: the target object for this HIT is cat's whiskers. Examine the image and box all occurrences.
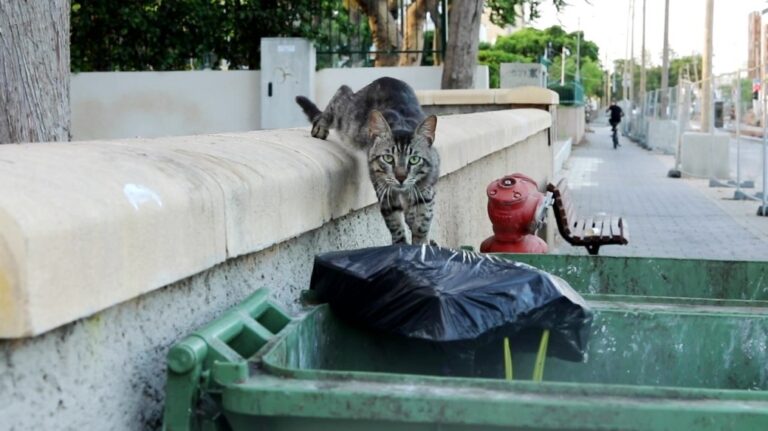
[375,181,387,196]
[376,184,389,206]
[416,186,427,205]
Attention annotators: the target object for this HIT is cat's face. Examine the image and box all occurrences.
[367,111,438,192]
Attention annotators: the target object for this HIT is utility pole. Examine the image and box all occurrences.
[576,20,581,83]
[660,0,670,118]
[629,0,636,106]
[623,0,632,102]
[692,53,699,83]
[605,53,611,105]
[760,8,768,216]
[701,0,714,133]
[640,0,647,116]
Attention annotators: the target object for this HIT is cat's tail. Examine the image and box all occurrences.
[295,96,322,122]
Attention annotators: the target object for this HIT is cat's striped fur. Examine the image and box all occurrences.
[296,77,439,245]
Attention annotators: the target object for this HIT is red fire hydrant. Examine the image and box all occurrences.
[480,173,548,254]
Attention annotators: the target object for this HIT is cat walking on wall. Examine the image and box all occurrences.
[295,77,439,245]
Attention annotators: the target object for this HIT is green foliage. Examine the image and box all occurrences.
[493,27,548,61]
[716,78,754,106]
[70,0,579,72]
[486,0,567,27]
[579,58,604,98]
[421,30,435,66]
[669,55,703,86]
[549,56,603,97]
[547,82,582,106]
[741,78,755,104]
[70,0,361,71]
[487,25,598,62]
[478,25,603,95]
[611,55,702,100]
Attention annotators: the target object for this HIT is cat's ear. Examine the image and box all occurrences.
[415,115,437,146]
[368,110,392,139]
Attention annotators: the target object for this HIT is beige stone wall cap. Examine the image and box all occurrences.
[493,86,559,105]
[0,108,550,338]
[416,87,558,106]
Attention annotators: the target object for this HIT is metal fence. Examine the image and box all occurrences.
[622,67,768,215]
[313,0,447,69]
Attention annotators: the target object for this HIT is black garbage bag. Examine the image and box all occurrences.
[310,245,592,363]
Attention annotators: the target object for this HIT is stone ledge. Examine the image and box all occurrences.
[0,109,551,338]
[416,86,559,106]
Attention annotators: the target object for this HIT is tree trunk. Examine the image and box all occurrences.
[399,0,427,66]
[356,0,400,67]
[441,0,483,89]
[0,0,70,144]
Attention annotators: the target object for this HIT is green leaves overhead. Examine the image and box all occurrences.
[486,0,567,27]
[478,25,604,96]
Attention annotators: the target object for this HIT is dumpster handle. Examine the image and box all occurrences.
[163,288,293,431]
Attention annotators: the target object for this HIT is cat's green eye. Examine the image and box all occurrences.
[381,154,395,164]
[408,155,422,165]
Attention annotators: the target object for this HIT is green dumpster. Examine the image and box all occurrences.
[501,254,768,302]
[164,258,768,431]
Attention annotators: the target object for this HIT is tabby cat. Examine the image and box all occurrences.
[295,77,439,245]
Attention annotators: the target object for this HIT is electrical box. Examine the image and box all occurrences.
[260,38,315,129]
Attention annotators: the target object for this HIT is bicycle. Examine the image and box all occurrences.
[610,121,620,149]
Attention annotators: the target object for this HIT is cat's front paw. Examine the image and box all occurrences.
[311,119,329,140]
[391,235,408,245]
[411,236,435,246]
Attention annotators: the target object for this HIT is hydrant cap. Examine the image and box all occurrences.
[487,174,537,204]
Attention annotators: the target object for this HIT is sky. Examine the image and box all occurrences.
[529,0,767,74]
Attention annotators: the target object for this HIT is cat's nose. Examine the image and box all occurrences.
[395,170,407,184]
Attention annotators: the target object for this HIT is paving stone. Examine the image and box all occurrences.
[554,126,768,261]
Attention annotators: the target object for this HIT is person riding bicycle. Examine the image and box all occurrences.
[606,101,624,148]
[606,101,624,132]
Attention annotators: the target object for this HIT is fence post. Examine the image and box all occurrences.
[734,70,746,199]
[669,82,690,177]
[762,73,768,214]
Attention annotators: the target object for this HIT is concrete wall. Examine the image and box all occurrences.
[0,109,554,430]
[680,132,730,179]
[314,65,490,107]
[71,66,490,141]
[647,119,679,154]
[71,71,262,140]
[557,105,585,144]
[553,137,573,176]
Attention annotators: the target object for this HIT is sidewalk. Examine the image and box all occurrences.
[554,123,768,260]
